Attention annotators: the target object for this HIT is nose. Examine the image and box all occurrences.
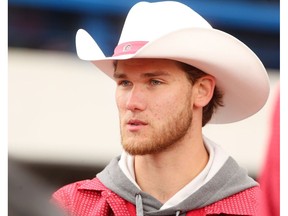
[126,85,147,112]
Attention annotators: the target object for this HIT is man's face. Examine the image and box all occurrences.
[114,59,194,155]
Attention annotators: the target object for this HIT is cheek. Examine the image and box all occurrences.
[115,92,125,112]
[151,94,182,119]
[159,88,193,114]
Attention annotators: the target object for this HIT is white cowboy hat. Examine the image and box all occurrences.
[75,1,270,124]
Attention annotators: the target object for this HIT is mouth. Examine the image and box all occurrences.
[126,119,148,131]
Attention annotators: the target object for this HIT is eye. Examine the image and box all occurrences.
[118,80,132,87]
[150,79,162,86]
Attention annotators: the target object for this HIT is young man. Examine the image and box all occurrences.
[52,1,270,215]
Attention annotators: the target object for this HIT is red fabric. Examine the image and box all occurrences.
[52,178,260,216]
[257,86,280,216]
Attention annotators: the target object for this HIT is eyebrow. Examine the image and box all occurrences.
[113,72,127,79]
[113,71,170,79]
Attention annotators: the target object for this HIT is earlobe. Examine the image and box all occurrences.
[194,76,216,108]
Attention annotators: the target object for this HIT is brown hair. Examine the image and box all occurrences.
[178,62,224,126]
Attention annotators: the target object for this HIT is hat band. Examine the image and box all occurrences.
[113,41,148,56]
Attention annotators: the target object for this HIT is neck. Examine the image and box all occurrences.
[134,134,209,203]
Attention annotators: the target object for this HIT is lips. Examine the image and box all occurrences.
[127,119,147,125]
[126,119,148,131]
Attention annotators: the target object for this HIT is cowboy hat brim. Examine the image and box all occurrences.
[76,28,270,124]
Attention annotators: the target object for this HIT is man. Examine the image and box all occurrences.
[52,1,270,215]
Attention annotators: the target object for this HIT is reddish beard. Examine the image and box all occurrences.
[120,101,193,155]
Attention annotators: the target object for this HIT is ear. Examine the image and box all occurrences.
[193,75,216,108]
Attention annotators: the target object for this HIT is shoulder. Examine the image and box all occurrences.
[205,186,260,215]
[51,178,104,210]
[51,177,136,216]
[186,186,260,216]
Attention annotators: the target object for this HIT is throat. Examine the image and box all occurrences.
[134,149,209,203]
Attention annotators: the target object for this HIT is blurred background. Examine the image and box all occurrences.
[8,0,279,210]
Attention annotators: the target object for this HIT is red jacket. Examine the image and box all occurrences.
[52,177,259,216]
